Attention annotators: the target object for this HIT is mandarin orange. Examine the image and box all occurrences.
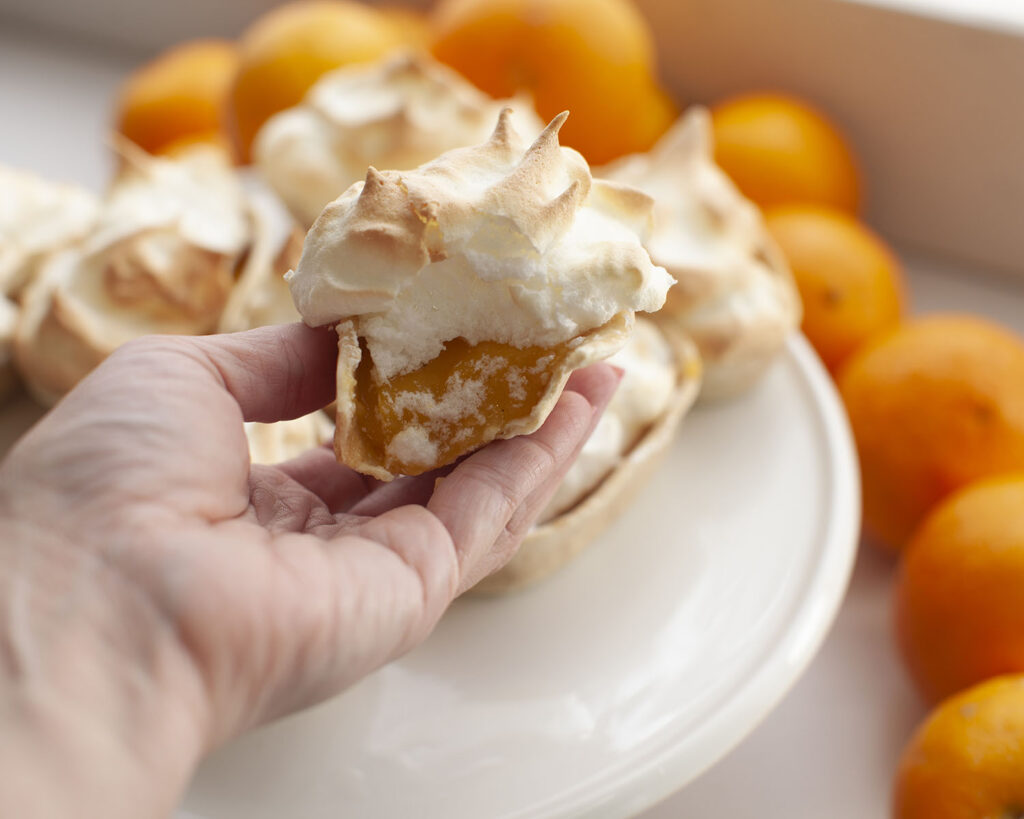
[838,315,1024,551]
[896,474,1024,705]
[894,675,1024,819]
[430,0,677,164]
[711,93,860,213]
[228,1,406,163]
[115,39,239,157]
[765,204,905,373]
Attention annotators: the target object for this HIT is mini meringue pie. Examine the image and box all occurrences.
[218,178,304,333]
[475,318,701,594]
[255,51,544,227]
[287,110,674,481]
[245,411,334,465]
[15,144,251,405]
[600,108,801,400]
[0,165,98,299]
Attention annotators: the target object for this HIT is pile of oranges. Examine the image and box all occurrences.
[710,60,1024,819]
[113,0,1024,814]
[707,53,1024,819]
[112,0,678,167]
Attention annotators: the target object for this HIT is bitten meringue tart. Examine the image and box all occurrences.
[287,110,673,480]
[255,51,543,227]
[601,108,800,400]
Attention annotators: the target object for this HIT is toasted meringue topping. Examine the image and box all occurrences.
[290,109,673,380]
[95,142,250,257]
[601,108,800,399]
[14,146,252,404]
[291,110,672,479]
[0,166,98,297]
[255,52,544,226]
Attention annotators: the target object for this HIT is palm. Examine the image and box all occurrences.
[1,323,614,747]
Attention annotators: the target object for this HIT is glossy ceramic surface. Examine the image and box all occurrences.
[178,334,860,819]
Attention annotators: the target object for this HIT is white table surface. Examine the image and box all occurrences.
[3,21,1024,818]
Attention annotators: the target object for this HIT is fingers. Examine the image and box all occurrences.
[346,467,457,518]
[185,323,338,423]
[428,363,621,593]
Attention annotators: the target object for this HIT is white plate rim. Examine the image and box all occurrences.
[526,333,862,818]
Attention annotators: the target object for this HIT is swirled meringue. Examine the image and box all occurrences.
[600,108,800,400]
[289,110,673,479]
[15,145,251,405]
[0,166,98,298]
[254,52,544,226]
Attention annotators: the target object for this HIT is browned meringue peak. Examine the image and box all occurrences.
[14,145,252,406]
[219,177,304,333]
[245,411,334,465]
[290,110,673,480]
[0,165,98,299]
[254,51,544,226]
[600,107,800,400]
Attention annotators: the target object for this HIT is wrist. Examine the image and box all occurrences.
[0,513,209,817]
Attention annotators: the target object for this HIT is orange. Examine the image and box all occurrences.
[895,474,1024,704]
[430,0,677,165]
[228,1,406,163]
[764,204,905,374]
[381,6,432,48]
[838,315,1024,551]
[893,675,1024,818]
[115,39,239,157]
[711,93,860,213]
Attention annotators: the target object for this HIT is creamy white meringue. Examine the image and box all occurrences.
[255,52,544,226]
[245,411,334,465]
[600,107,800,400]
[541,317,677,521]
[14,145,251,404]
[289,110,673,479]
[0,165,98,298]
[291,110,672,378]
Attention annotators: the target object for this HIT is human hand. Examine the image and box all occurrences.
[0,323,618,818]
